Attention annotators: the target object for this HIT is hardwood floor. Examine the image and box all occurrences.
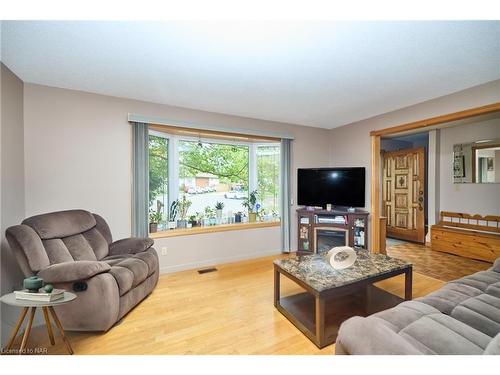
[11,254,444,355]
[387,242,491,281]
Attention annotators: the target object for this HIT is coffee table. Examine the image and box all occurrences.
[273,250,412,348]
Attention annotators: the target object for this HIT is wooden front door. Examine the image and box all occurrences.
[382,148,425,243]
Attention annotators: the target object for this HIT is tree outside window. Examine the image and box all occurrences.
[178,140,249,218]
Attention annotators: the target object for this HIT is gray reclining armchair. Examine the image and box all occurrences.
[6,209,159,331]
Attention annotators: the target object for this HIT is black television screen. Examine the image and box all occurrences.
[297,167,365,208]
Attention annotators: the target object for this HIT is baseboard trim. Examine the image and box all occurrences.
[159,249,283,274]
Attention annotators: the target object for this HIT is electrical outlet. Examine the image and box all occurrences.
[161,247,168,256]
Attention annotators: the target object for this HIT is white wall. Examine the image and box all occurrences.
[1,63,27,346]
[439,118,500,215]
[23,83,332,272]
[155,227,280,273]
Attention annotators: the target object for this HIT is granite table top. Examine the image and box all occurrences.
[274,250,412,292]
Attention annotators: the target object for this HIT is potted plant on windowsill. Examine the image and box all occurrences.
[196,211,205,226]
[177,195,192,228]
[243,190,258,223]
[204,206,216,226]
[149,209,162,233]
[189,214,199,227]
[258,208,268,222]
[168,200,179,229]
[271,209,280,222]
[215,201,224,221]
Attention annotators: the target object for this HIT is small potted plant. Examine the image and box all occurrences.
[177,195,192,228]
[258,208,267,222]
[189,214,198,227]
[243,190,258,223]
[149,209,162,233]
[203,206,216,226]
[168,200,179,229]
[202,206,211,226]
[215,201,225,220]
[196,211,205,226]
[271,209,279,222]
[226,210,233,224]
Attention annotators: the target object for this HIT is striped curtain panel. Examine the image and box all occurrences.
[280,138,292,252]
[132,122,149,237]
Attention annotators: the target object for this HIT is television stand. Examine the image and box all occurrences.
[296,208,369,254]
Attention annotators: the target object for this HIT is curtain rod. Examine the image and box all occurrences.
[128,113,295,140]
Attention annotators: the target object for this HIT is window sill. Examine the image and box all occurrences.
[149,221,281,239]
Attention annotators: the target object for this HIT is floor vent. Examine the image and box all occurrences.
[198,267,218,274]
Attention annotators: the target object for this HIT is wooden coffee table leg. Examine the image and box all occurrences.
[19,307,36,354]
[365,285,373,315]
[48,306,74,355]
[274,267,280,307]
[42,307,55,345]
[5,307,29,351]
[315,295,325,347]
[405,267,413,301]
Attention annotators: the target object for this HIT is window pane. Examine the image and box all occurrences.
[257,145,280,219]
[178,140,249,223]
[149,135,168,227]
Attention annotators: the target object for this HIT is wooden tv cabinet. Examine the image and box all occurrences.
[297,208,369,254]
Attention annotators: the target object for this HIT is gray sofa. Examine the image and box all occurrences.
[6,209,159,331]
[335,258,500,354]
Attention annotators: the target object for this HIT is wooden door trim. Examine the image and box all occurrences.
[371,135,381,252]
[370,102,500,137]
[370,102,500,253]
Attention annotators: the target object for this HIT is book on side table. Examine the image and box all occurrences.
[14,288,65,302]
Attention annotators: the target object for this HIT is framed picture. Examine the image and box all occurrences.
[487,157,494,171]
[453,154,465,178]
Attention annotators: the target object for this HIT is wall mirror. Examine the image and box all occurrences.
[453,138,500,183]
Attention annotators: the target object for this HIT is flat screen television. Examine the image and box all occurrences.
[297,167,365,208]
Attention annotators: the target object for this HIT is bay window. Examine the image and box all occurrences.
[148,130,281,232]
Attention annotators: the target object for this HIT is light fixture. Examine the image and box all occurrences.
[475,139,492,144]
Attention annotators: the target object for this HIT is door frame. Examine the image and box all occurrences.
[369,102,500,253]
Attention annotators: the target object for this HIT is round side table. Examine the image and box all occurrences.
[1,292,76,355]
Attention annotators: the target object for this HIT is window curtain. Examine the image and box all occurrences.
[280,138,291,252]
[132,122,149,237]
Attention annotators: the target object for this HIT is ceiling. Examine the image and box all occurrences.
[2,21,500,129]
